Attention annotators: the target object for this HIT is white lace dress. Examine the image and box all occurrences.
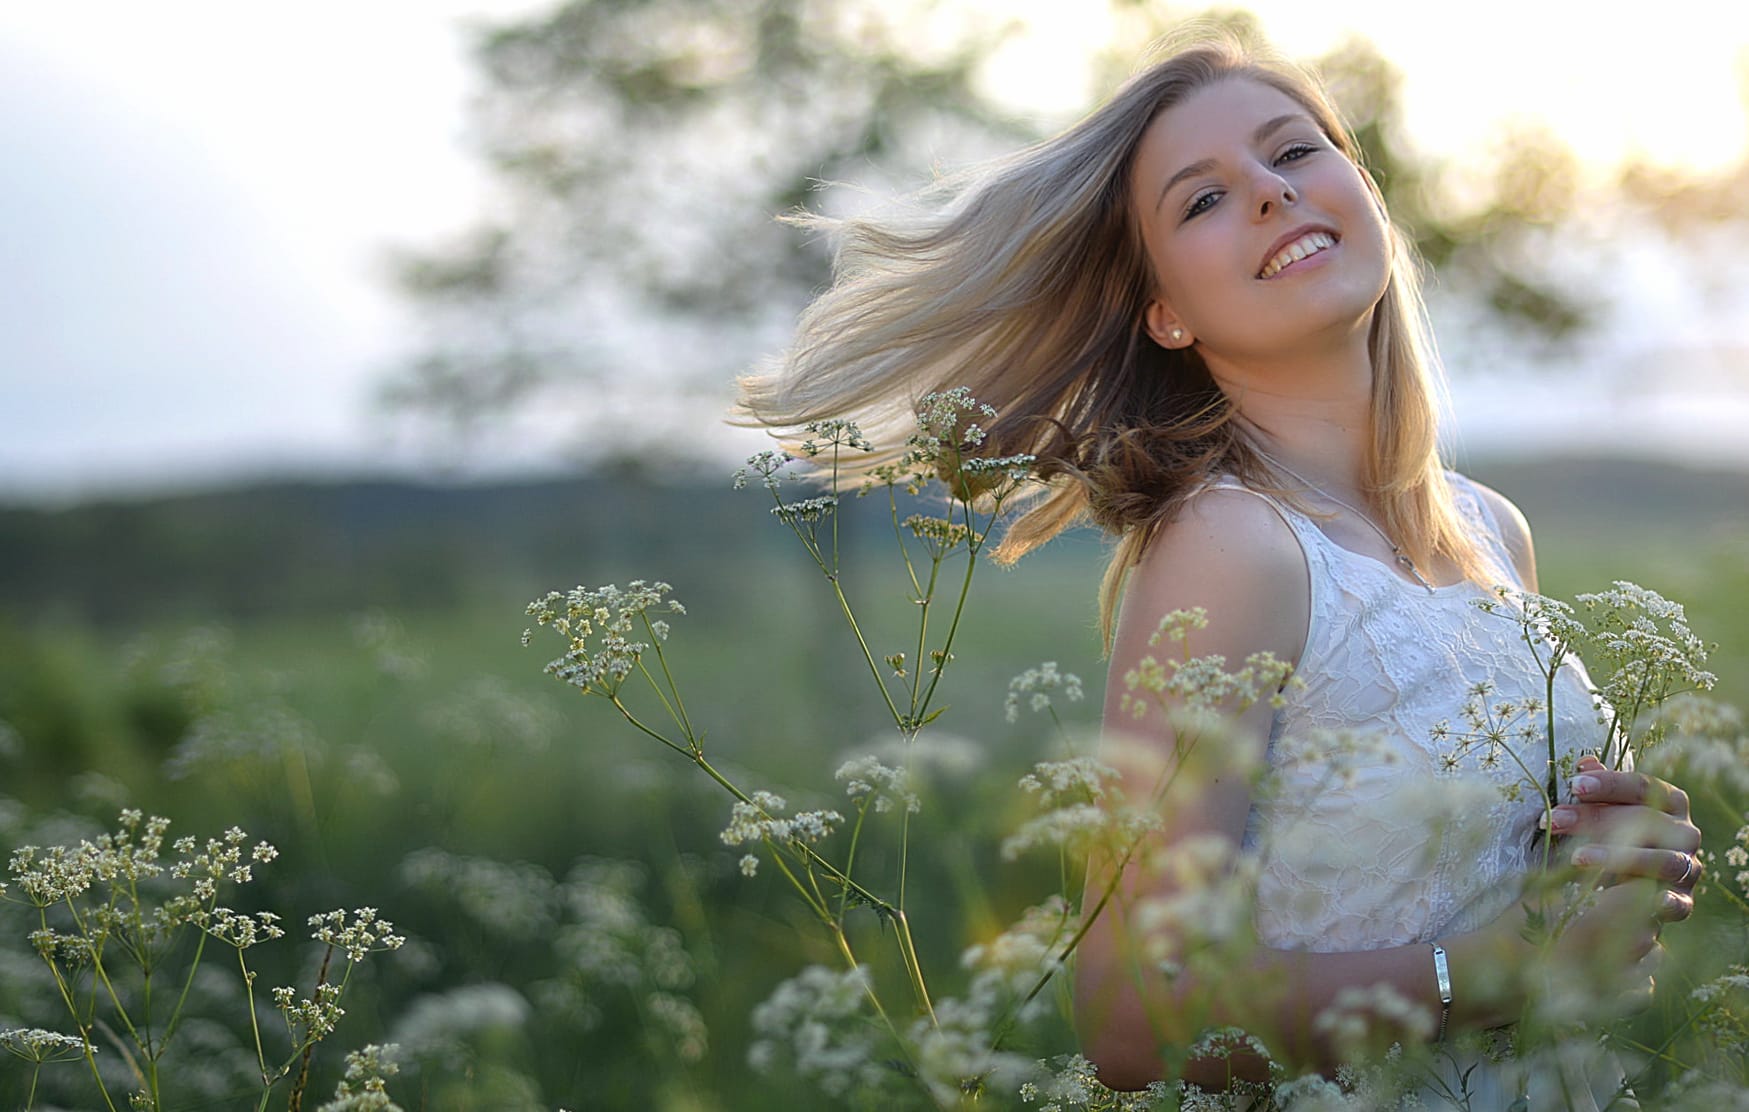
[1219,474,1629,1110]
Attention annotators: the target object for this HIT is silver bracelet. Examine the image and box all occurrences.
[1431,944,1453,1042]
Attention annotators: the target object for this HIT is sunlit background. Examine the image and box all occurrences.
[4,0,1748,501]
[5,5,1749,1108]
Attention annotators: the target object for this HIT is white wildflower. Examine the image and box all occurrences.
[1006,662,1086,723]
[835,755,920,814]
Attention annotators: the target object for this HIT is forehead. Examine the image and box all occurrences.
[1132,77,1316,188]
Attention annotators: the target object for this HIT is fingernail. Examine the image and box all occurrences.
[1573,847,1604,867]
[1573,775,1601,798]
[1549,806,1578,832]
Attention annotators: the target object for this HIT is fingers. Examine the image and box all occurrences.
[1571,765,1690,818]
[1546,801,1701,852]
[1570,846,1703,904]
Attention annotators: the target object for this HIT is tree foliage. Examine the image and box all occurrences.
[382,0,1740,462]
[381,0,1029,456]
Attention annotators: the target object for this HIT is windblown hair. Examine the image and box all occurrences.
[735,30,1492,643]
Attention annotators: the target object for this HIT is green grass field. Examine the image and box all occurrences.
[2,461,1745,1109]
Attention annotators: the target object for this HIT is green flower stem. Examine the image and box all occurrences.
[239,947,269,1086]
[608,699,696,758]
[25,1062,41,1110]
[891,908,936,1025]
[836,802,872,922]
[62,900,148,1082]
[642,620,696,742]
[824,925,938,1105]
[633,654,691,745]
[909,505,989,721]
[1617,1006,1706,1095]
[160,923,210,1048]
[827,575,906,728]
[767,847,832,924]
[887,489,926,601]
[907,556,942,714]
[280,948,343,1112]
[610,712,900,921]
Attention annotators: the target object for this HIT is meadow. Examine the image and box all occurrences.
[2,455,1746,1109]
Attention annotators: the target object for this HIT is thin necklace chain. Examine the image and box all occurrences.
[1261,456,1439,595]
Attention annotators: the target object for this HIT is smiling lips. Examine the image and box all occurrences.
[1257,230,1338,279]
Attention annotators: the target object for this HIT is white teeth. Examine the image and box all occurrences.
[1259,232,1336,278]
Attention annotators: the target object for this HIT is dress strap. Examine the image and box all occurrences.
[1443,473,1524,590]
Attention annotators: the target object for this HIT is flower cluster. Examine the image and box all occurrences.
[275,982,348,1041]
[720,791,843,874]
[1006,662,1085,724]
[731,449,794,491]
[1004,759,1155,861]
[1575,582,1715,715]
[316,1043,404,1112]
[1430,679,1552,799]
[1477,582,1716,767]
[1312,983,1436,1059]
[798,417,873,456]
[961,896,1076,1006]
[171,825,278,900]
[1017,758,1116,808]
[771,495,838,525]
[0,1026,86,1064]
[310,907,406,963]
[746,965,888,1097]
[201,907,286,950]
[1118,611,1295,724]
[1725,822,1749,895]
[903,513,973,555]
[835,755,920,814]
[1020,1053,1176,1109]
[524,580,685,696]
[895,388,1036,500]
[1129,835,1260,972]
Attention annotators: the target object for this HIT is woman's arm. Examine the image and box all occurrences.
[1073,487,1682,1090]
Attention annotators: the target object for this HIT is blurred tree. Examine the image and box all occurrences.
[385,1,1742,463]
[380,0,1030,461]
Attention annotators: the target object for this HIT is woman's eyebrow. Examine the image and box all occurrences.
[1153,112,1316,211]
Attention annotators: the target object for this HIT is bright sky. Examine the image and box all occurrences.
[2,1,1747,501]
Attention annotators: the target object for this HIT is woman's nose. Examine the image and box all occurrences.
[1254,173,1298,219]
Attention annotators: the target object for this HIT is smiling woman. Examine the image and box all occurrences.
[736,25,1704,1109]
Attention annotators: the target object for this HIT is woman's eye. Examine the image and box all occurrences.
[1183,190,1221,220]
[1275,142,1317,165]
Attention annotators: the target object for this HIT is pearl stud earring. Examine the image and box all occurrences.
[1169,328,1185,344]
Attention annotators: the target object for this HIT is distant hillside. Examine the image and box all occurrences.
[1,457,1744,627]
[1467,456,1749,541]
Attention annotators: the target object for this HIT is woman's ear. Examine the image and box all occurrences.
[1144,299,1192,349]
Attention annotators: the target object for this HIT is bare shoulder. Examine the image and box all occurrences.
[1113,486,1310,673]
[1458,475,1538,591]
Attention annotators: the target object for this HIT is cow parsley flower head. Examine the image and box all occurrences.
[309,907,406,963]
[1005,662,1085,723]
[525,581,685,696]
[798,418,873,456]
[747,966,887,1098]
[835,755,920,814]
[732,449,794,491]
[0,1027,87,1064]
[720,791,842,850]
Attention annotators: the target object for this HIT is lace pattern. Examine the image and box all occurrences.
[1218,474,1608,953]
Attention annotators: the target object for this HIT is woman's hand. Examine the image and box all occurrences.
[1546,754,1702,920]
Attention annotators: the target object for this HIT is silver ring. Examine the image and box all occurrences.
[1677,853,1701,888]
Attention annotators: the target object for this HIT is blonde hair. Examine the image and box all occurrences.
[736,31,1490,644]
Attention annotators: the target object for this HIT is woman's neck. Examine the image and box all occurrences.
[1204,339,1375,495]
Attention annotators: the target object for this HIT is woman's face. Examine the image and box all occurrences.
[1129,77,1391,362]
